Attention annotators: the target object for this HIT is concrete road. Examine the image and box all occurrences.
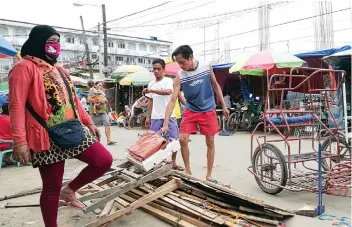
[0,127,350,227]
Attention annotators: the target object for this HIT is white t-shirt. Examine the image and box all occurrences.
[146,77,175,119]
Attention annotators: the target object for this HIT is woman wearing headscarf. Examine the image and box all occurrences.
[8,25,113,227]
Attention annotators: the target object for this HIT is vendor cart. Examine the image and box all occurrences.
[248,67,351,199]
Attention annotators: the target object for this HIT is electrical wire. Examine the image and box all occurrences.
[109,1,196,26]
[111,1,289,29]
[197,27,352,56]
[117,1,216,33]
[190,7,351,47]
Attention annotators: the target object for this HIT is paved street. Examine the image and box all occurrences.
[0,126,350,227]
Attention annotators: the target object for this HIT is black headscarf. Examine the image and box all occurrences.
[21,25,60,65]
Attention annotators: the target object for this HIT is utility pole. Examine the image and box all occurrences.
[217,20,220,62]
[97,23,103,75]
[102,4,108,77]
[80,16,94,79]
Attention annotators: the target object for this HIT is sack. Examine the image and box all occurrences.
[26,68,86,149]
[128,131,168,162]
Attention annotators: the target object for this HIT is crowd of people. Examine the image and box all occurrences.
[3,24,229,227]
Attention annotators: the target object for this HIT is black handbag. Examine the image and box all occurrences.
[26,69,86,149]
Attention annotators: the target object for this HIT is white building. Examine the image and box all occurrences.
[0,19,172,78]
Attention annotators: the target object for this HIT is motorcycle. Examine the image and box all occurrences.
[241,94,264,131]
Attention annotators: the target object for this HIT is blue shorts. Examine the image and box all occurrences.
[150,118,179,140]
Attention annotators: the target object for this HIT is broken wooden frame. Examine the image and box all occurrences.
[79,163,172,213]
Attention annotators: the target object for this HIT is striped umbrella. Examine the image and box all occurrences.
[111,65,149,80]
[229,51,306,76]
[119,71,155,86]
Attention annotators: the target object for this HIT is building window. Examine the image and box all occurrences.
[0,27,8,36]
[138,58,146,64]
[108,56,111,61]
[129,43,136,51]
[14,28,27,36]
[116,56,123,62]
[148,59,152,64]
[92,54,97,59]
[92,38,98,46]
[118,43,125,49]
[126,57,135,63]
[150,45,157,53]
[139,44,146,52]
[79,38,84,44]
[108,41,114,47]
[66,37,75,44]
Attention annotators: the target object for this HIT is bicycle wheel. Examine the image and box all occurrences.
[242,111,252,130]
[252,143,288,195]
[227,112,239,133]
[322,136,350,171]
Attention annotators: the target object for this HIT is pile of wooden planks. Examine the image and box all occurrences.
[78,162,294,227]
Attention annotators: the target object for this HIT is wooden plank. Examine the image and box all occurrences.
[96,175,120,187]
[119,194,198,227]
[239,206,284,219]
[82,166,172,213]
[5,203,40,208]
[117,174,135,182]
[109,201,120,215]
[80,163,171,202]
[173,172,264,204]
[84,178,179,227]
[122,193,212,227]
[121,169,141,179]
[130,189,176,210]
[99,200,115,217]
[115,197,129,207]
[166,194,218,219]
[160,196,226,225]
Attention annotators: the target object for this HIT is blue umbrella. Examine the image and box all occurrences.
[0,35,17,57]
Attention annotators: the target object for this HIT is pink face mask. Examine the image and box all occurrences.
[45,42,61,59]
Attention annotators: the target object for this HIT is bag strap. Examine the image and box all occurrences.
[25,68,78,130]
[57,68,78,119]
[25,102,49,130]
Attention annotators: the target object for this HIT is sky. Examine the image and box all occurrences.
[0,0,351,62]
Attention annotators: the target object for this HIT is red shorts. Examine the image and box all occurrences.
[180,109,219,136]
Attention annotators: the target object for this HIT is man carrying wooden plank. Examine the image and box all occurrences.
[143,58,184,171]
[161,45,229,182]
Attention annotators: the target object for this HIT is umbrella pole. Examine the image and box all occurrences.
[267,69,270,109]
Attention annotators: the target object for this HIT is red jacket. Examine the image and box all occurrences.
[0,115,12,151]
[8,58,93,153]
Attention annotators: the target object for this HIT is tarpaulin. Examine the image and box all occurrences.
[294,45,351,59]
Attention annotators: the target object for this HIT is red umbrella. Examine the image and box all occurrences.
[165,62,180,76]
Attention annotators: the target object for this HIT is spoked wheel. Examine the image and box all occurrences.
[252,143,288,195]
[242,111,253,131]
[322,136,351,171]
[227,112,239,133]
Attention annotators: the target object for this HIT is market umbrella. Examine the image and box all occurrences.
[323,48,352,65]
[165,62,180,76]
[229,51,306,75]
[111,65,149,80]
[119,71,155,86]
[0,35,17,57]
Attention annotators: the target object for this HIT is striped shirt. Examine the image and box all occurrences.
[178,61,215,112]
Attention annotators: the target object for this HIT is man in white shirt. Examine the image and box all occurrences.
[144,59,183,171]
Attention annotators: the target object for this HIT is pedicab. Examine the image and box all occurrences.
[248,67,351,207]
